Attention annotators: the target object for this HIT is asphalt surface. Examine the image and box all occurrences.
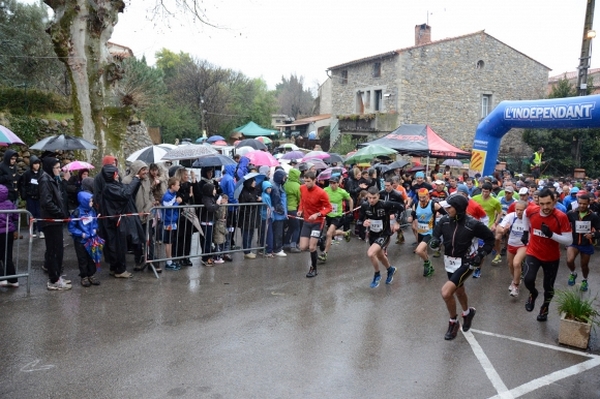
[1,228,600,399]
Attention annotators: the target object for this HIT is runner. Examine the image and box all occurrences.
[471,182,503,270]
[522,188,572,321]
[429,195,495,340]
[380,178,406,245]
[496,200,528,297]
[318,176,353,263]
[297,171,333,278]
[358,186,404,288]
[566,193,600,292]
[410,188,444,277]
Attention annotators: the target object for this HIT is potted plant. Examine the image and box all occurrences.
[555,288,600,349]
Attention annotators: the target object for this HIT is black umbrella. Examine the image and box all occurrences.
[29,134,98,151]
[235,139,267,151]
[387,160,409,170]
[324,153,344,164]
[192,154,237,168]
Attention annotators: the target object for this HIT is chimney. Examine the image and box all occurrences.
[415,24,431,46]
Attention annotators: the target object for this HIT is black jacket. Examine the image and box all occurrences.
[0,149,20,202]
[39,157,68,226]
[19,156,42,200]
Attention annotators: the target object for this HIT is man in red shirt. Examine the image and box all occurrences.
[298,171,333,278]
[522,188,572,321]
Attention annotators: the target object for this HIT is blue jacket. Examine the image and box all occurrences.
[260,181,273,220]
[161,189,180,229]
[236,157,250,181]
[220,164,238,206]
[271,169,288,221]
[68,191,99,242]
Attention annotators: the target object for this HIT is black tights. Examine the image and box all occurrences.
[523,255,559,304]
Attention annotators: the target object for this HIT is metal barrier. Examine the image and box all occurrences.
[144,203,269,277]
[0,209,33,294]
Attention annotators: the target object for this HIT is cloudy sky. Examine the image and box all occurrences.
[97,0,600,91]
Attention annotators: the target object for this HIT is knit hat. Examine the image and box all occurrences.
[102,155,116,166]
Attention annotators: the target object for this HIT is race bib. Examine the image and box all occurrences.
[81,216,92,225]
[512,224,524,232]
[311,229,321,238]
[369,219,383,233]
[331,203,338,214]
[533,228,547,238]
[444,256,462,273]
[575,221,591,234]
[417,222,429,234]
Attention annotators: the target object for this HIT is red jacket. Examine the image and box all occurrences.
[299,185,332,223]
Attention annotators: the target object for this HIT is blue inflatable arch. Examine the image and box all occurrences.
[471,94,600,176]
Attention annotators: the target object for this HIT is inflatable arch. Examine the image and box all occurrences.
[470,94,600,176]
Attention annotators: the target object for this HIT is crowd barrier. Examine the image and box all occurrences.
[0,209,33,294]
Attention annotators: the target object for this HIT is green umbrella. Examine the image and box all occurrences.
[345,144,397,164]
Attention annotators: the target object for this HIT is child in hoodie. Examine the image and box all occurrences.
[259,181,274,257]
[68,191,101,287]
[0,184,20,288]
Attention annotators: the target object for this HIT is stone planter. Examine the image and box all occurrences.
[558,313,592,349]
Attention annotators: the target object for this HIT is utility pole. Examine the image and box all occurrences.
[575,0,596,168]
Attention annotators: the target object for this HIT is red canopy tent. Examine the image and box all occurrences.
[358,124,470,159]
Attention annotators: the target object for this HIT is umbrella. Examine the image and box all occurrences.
[345,144,397,164]
[161,144,217,161]
[195,137,208,143]
[234,172,261,199]
[192,154,236,168]
[345,150,357,158]
[407,165,426,173]
[62,160,95,172]
[256,136,272,145]
[84,235,105,267]
[324,153,344,164]
[236,146,255,156]
[30,134,98,151]
[442,159,464,167]
[277,143,299,151]
[0,125,25,146]
[207,135,225,143]
[317,167,347,181]
[212,140,228,146]
[127,144,177,164]
[301,160,328,170]
[244,150,279,167]
[373,163,392,174]
[387,160,409,170]
[235,139,267,151]
[280,151,305,160]
[302,150,329,161]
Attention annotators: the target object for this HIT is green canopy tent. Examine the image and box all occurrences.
[233,121,279,137]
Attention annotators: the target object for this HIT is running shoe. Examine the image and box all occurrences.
[568,272,577,286]
[213,258,225,264]
[318,253,328,263]
[500,247,507,256]
[433,250,441,258]
[462,308,476,332]
[370,274,382,288]
[581,279,589,292]
[385,267,396,284]
[165,263,181,271]
[508,282,515,291]
[0,280,19,288]
[472,267,481,278]
[510,285,519,297]
[444,320,460,340]
[306,267,317,278]
[537,303,549,322]
[423,260,434,277]
[525,293,537,312]
[492,254,502,265]
[344,231,351,242]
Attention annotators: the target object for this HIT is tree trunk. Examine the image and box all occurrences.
[43,0,128,166]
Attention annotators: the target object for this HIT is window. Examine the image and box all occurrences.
[374,90,383,111]
[481,94,492,118]
[341,70,348,85]
[373,62,381,78]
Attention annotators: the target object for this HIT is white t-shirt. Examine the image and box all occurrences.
[499,212,526,247]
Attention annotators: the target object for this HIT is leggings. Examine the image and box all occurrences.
[523,255,559,304]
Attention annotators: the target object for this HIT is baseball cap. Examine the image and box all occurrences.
[518,187,529,195]
[456,185,469,195]
[504,186,514,193]
[434,180,445,185]
[329,176,340,183]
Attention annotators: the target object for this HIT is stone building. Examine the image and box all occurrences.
[326,24,550,155]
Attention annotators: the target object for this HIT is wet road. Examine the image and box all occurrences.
[1,230,600,399]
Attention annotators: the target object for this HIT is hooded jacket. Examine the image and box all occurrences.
[220,164,238,206]
[201,182,220,223]
[237,178,260,230]
[0,149,20,202]
[271,169,287,221]
[68,191,99,242]
[0,184,18,233]
[39,157,68,225]
[260,181,273,220]
[236,157,250,181]
[123,160,153,224]
[19,155,42,200]
[284,168,301,211]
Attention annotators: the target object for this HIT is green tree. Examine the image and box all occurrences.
[275,74,315,119]
[118,56,166,113]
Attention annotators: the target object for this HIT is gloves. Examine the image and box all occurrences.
[521,231,529,245]
[429,238,441,250]
[540,223,553,238]
[471,249,486,267]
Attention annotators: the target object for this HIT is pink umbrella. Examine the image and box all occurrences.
[0,125,25,146]
[212,140,228,146]
[302,151,329,161]
[317,167,347,181]
[244,150,279,166]
[62,160,95,172]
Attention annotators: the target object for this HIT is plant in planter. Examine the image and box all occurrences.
[555,288,600,349]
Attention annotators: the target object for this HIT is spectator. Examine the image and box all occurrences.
[238,177,261,259]
[200,182,221,266]
[0,149,20,205]
[0,184,19,288]
[271,169,288,257]
[66,169,89,210]
[162,177,182,271]
[259,181,274,257]
[284,168,302,252]
[67,191,101,287]
[213,194,229,264]
[19,155,43,238]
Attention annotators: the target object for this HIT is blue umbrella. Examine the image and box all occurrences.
[207,135,226,143]
[195,137,208,143]
[234,172,268,199]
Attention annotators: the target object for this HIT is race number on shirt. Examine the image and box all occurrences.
[575,221,591,234]
[417,223,429,234]
[444,256,462,273]
[331,203,338,214]
[369,219,383,233]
